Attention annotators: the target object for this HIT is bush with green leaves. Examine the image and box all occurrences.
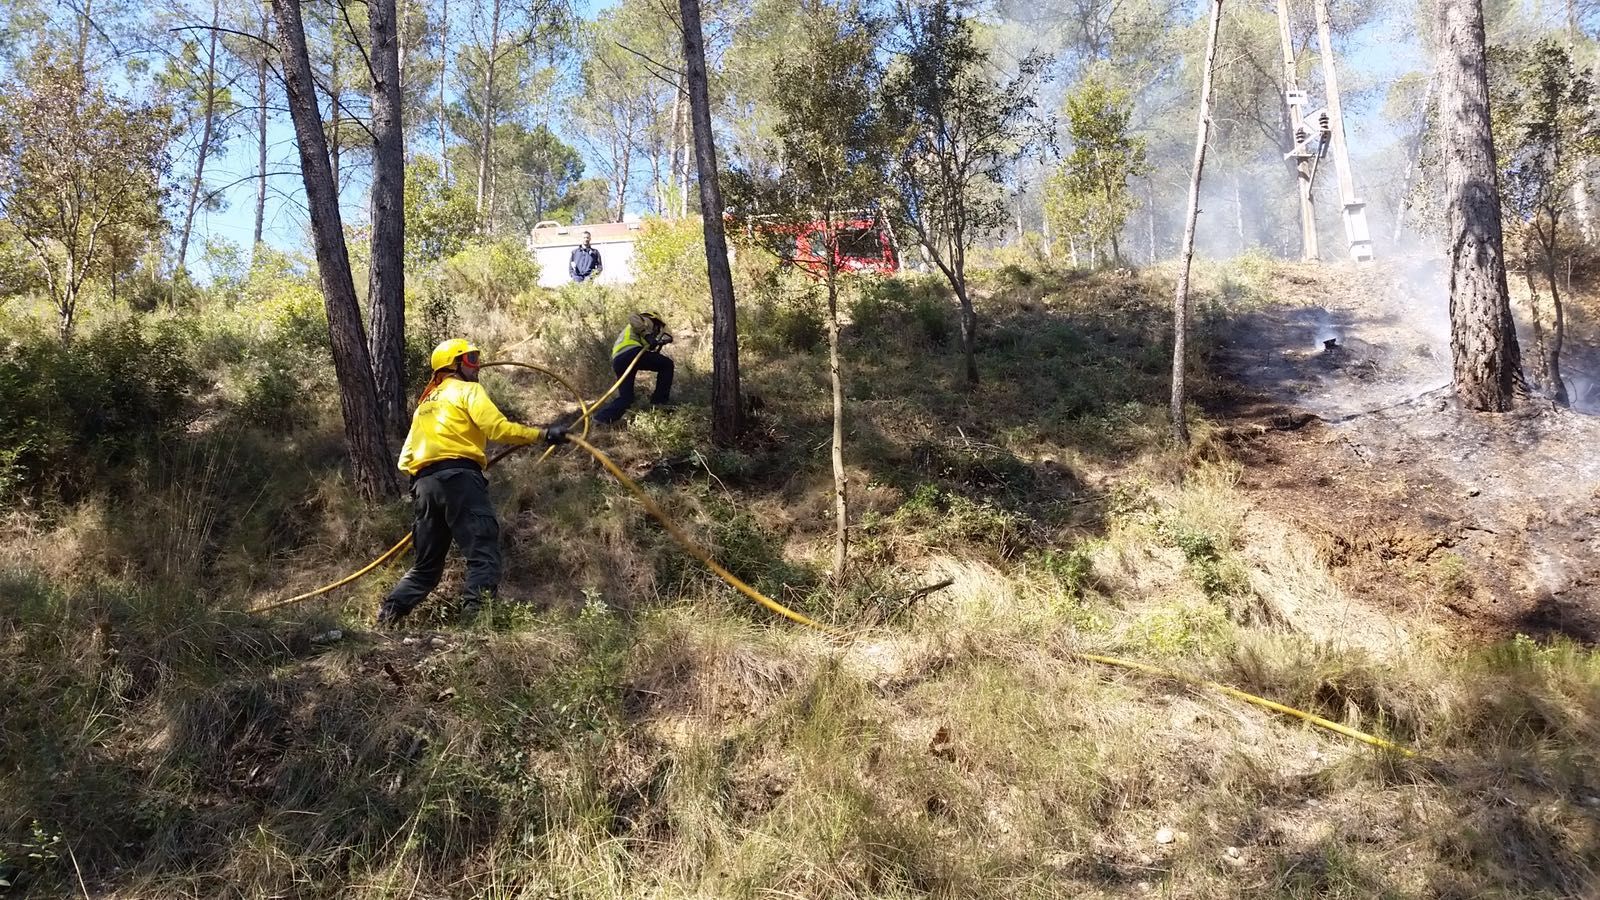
[0,319,200,500]
[632,217,709,323]
[850,275,951,346]
[442,239,542,312]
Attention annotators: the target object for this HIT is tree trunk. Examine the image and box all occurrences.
[826,254,848,581]
[667,83,683,216]
[329,14,343,190]
[438,0,449,178]
[614,109,633,220]
[475,0,502,218]
[1391,88,1428,244]
[1523,245,1552,392]
[58,281,79,346]
[1438,0,1523,411]
[1232,172,1245,246]
[678,90,691,218]
[679,0,743,446]
[273,0,400,501]
[177,0,222,277]
[1147,176,1157,263]
[370,0,408,436]
[1539,223,1570,405]
[75,0,91,76]
[1171,0,1224,446]
[953,272,978,385]
[254,12,270,251]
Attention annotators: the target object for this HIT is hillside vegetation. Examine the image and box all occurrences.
[2,251,1598,898]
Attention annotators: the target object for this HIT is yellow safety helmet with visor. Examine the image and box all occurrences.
[430,338,482,372]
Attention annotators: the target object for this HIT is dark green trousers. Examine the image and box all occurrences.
[382,466,500,618]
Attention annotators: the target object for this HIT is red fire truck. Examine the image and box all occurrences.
[744,210,900,276]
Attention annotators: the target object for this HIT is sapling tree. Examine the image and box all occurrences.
[0,48,172,344]
[731,0,885,581]
[1493,40,1598,406]
[1044,76,1147,267]
[884,0,1046,386]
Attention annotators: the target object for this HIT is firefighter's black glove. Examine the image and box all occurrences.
[652,333,674,347]
[542,424,570,445]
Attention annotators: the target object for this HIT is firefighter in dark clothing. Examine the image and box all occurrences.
[593,312,674,424]
[377,339,569,627]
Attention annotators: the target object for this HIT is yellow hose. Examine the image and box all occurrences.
[256,358,1415,757]
[253,354,642,613]
[1074,652,1418,757]
[567,433,843,636]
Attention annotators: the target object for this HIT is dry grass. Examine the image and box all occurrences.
[3,259,1599,898]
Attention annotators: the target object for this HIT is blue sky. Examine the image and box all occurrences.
[184,0,1431,277]
[185,0,618,276]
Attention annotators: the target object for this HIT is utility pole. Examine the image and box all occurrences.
[1277,0,1318,260]
[1313,0,1374,261]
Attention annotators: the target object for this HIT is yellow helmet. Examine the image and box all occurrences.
[429,338,481,372]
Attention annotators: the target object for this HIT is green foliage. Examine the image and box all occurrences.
[0,47,175,342]
[632,217,708,320]
[744,267,826,355]
[1044,77,1148,266]
[890,482,1026,557]
[0,320,198,500]
[1027,545,1097,601]
[492,123,589,235]
[729,0,886,280]
[441,239,542,311]
[851,275,952,346]
[1491,40,1599,226]
[882,3,1045,292]
[404,156,479,268]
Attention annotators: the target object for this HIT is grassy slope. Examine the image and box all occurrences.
[2,258,1598,898]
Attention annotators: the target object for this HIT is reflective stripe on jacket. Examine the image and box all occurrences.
[396,377,544,475]
[610,313,665,360]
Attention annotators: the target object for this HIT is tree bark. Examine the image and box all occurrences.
[1391,77,1434,245]
[679,0,743,445]
[1438,0,1523,411]
[177,0,222,277]
[826,249,848,581]
[1537,221,1570,405]
[370,0,408,435]
[75,0,91,77]
[953,276,978,385]
[273,0,400,501]
[678,88,691,218]
[667,83,683,216]
[254,11,271,250]
[475,0,502,218]
[1171,0,1224,446]
[438,0,449,178]
[328,13,343,190]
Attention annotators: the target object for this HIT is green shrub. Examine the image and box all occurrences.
[442,239,542,311]
[633,217,708,323]
[745,268,826,355]
[851,275,952,346]
[239,363,309,430]
[0,319,199,499]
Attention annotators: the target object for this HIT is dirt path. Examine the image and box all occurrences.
[1211,259,1600,644]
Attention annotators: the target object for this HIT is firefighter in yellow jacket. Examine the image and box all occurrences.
[378,339,569,627]
[593,312,674,424]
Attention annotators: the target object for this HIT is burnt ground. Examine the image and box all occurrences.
[1209,258,1600,645]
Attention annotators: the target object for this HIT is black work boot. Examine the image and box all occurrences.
[376,600,409,630]
[458,595,486,627]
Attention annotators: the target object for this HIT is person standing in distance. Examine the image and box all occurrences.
[377,339,569,628]
[593,312,674,424]
[569,231,602,283]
